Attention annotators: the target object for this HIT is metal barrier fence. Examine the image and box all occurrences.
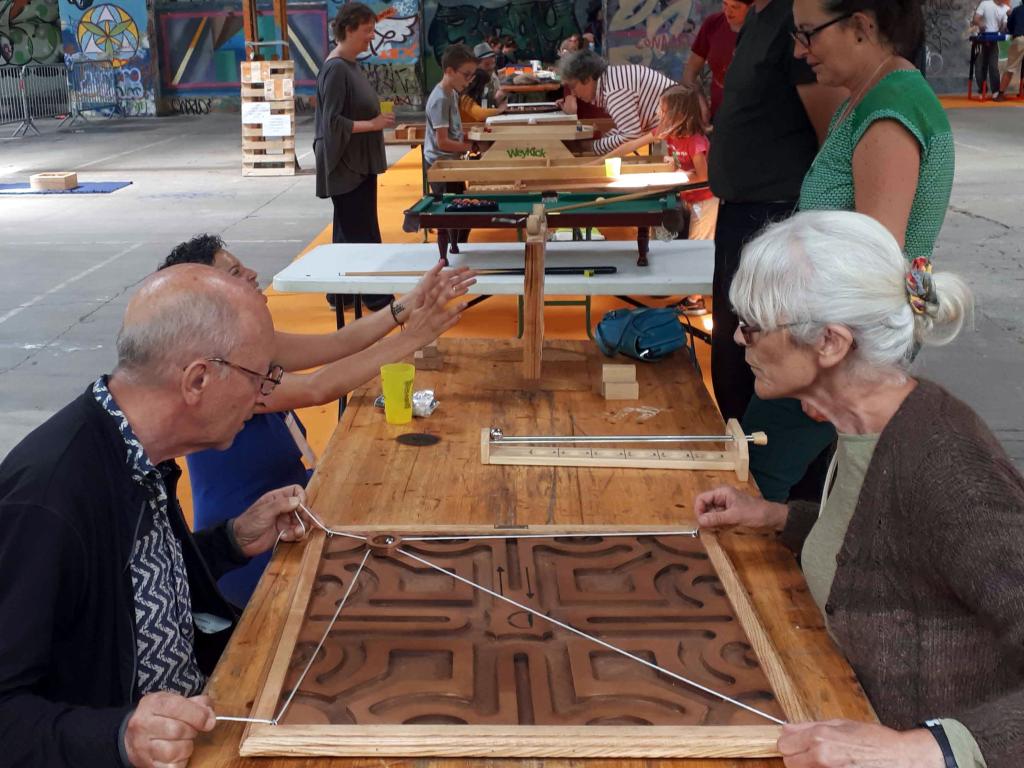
[64,54,121,127]
[22,64,71,133]
[0,65,32,137]
[2,56,131,137]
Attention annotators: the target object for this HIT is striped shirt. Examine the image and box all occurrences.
[592,65,677,154]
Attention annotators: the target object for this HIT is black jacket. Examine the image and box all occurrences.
[0,386,247,766]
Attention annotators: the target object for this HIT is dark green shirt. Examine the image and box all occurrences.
[708,0,818,203]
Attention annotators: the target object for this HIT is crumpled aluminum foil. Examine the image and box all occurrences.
[373,389,439,418]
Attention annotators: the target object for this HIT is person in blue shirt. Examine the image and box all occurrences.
[159,234,475,606]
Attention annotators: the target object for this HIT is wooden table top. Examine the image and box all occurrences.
[194,339,873,767]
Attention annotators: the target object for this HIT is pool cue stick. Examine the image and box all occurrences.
[542,182,708,214]
[344,266,618,277]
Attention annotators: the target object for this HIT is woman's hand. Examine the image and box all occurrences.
[693,485,788,531]
[778,721,945,768]
[371,113,396,131]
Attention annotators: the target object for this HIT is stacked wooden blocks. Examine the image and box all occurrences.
[240,60,296,177]
[414,342,443,371]
[601,364,638,400]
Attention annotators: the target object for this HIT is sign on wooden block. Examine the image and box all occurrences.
[241,102,271,123]
[262,114,293,137]
[264,77,294,100]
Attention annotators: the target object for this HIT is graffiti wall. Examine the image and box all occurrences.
[923,0,975,92]
[604,0,719,81]
[1,0,62,65]
[56,0,157,114]
[156,2,325,99]
[327,0,422,107]
[423,0,589,87]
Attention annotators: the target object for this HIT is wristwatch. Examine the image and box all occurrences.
[921,719,959,768]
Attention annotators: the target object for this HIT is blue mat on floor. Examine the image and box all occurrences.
[0,181,132,195]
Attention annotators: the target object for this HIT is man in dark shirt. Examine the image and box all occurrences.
[0,265,308,767]
[707,0,843,427]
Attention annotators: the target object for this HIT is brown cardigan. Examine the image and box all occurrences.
[781,379,1024,768]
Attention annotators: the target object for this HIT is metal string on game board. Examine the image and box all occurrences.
[273,548,372,725]
[396,546,786,726]
[297,502,368,541]
[403,529,700,542]
[214,529,369,728]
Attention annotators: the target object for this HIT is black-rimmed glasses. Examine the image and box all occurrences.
[791,11,855,48]
[206,357,284,395]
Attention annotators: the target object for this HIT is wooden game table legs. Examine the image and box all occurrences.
[637,226,650,267]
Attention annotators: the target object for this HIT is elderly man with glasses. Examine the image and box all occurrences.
[0,265,309,768]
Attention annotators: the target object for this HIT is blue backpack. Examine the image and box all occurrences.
[594,307,698,368]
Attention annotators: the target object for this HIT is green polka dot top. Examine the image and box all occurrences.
[799,69,955,260]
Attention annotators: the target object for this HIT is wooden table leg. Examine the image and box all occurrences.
[437,229,451,265]
[637,226,650,267]
[523,206,546,380]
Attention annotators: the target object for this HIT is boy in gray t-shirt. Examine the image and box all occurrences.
[424,43,479,250]
[423,44,477,168]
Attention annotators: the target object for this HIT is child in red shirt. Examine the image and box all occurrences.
[603,84,716,312]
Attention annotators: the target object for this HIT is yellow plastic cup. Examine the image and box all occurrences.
[380,100,394,114]
[380,363,415,424]
[604,157,622,177]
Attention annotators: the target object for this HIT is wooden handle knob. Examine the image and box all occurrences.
[750,432,768,446]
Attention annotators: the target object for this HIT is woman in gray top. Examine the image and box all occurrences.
[314,2,394,310]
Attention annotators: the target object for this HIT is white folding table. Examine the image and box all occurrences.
[274,240,712,334]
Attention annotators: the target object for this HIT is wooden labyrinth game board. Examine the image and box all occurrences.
[240,525,809,758]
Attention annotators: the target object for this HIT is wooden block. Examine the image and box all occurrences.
[30,172,78,190]
[418,342,441,359]
[602,381,639,400]
[602,364,636,384]
[413,351,443,371]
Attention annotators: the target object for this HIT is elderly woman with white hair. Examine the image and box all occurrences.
[695,211,1024,768]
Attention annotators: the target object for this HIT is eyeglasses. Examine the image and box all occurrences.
[205,357,284,395]
[735,318,805,346]
[790,11,855,48]
[736,318,857,349]
[456,67,477,79]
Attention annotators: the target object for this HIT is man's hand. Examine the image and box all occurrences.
[693,485,788,532]
[231,484,307,557]
[778,721,945,768]
[123,692,215,768]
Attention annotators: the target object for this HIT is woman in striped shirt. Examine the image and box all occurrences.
[559,49,676,155]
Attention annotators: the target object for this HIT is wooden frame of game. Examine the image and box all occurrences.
[237,520,813,760]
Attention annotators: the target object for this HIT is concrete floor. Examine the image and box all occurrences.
[0,109,1021,469]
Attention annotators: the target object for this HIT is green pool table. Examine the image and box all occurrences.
[402,191,687,266]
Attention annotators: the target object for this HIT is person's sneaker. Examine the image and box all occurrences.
[679,294,707,316]
[993,92,1006,102]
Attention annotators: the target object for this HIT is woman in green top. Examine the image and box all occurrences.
[741,0,955,504]
[793,0,954,256]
